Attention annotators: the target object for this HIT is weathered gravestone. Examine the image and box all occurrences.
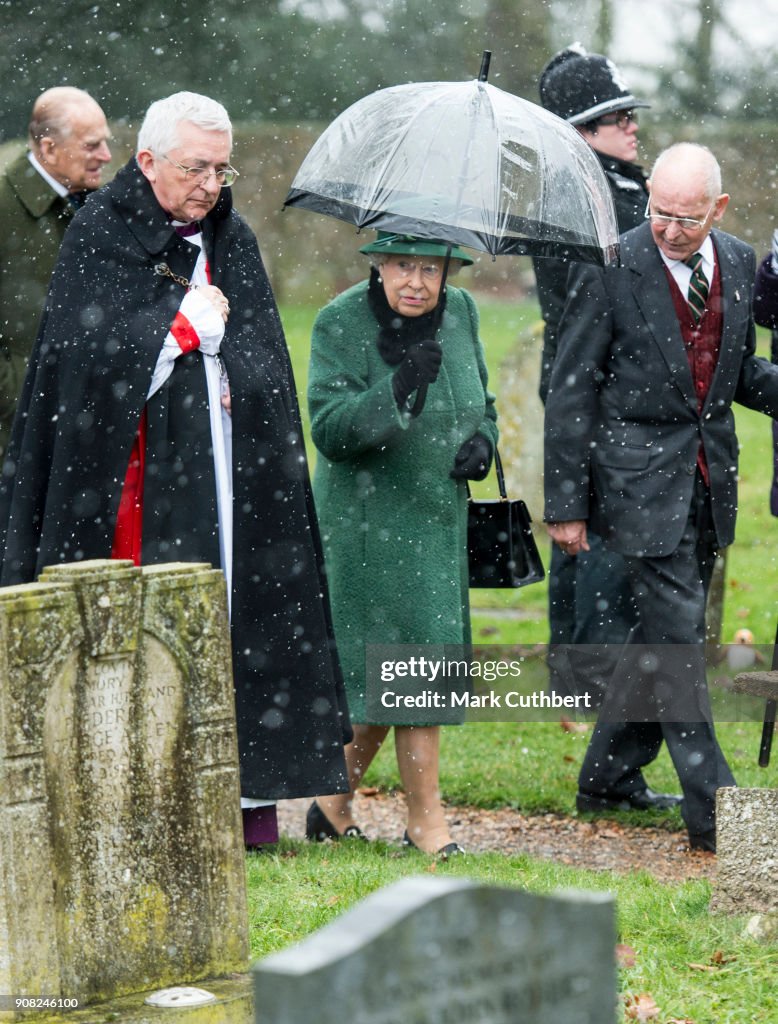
[0,560,249,1020]
[712,787,778,915]
[254,876,616,1024]
[711,669,778,917]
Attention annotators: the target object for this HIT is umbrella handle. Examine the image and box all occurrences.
[407,244,453,419]
[409,384,428,417]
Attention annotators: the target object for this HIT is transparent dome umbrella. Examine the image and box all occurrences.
[284,56,620,267]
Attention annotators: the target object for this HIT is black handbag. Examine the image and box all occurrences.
[467,447,545,588]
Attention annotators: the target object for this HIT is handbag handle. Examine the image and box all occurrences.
[465,443,508,501]
[492,445,508,500]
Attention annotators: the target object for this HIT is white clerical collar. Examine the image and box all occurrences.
[171,220,203,247]
[27,151,70,198]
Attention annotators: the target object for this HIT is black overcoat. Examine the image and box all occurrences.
[0,157,351,799]
[544,222,778,557]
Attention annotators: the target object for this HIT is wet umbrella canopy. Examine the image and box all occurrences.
[284,69,619,266]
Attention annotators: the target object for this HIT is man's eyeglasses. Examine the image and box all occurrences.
[644,197,715,231]
[162,154,239,187]
[595,109,637,130]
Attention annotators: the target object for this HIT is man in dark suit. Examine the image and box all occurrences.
[533,46,679,817]
[544,142,778,852]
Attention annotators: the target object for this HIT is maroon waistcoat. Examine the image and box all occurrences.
[664,255,723,484]
[663,253,724,481]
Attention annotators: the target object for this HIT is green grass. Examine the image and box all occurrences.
[247,841,778,1024]
[262,295,778,1022]
[364,717,768,817]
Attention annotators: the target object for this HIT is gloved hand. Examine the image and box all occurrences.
[771,228,778,274]
[450,433,492,480]
[392,338,443,408]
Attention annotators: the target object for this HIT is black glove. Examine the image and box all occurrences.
[450,433,492,480]
[392,338,443,408]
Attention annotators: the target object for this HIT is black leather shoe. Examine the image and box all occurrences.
[402,830,465,860]
[576,787,683,813]
[305,801,367,842]
[688,830,716,853]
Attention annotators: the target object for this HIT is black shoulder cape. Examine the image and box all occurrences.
[0,157,351,799]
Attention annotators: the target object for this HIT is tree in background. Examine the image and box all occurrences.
[593,0,614,53]
[656,0,720,115]
[482,0,551,99]
[650,0,778,120]
[0,0,775,140]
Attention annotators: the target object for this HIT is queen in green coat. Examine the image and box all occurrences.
[306,233,498,856]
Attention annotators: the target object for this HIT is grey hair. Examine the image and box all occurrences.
[137,91,232,154]
[28,87,99,147]
[650,142,722,198]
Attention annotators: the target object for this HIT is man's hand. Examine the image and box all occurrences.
[195,284,230,323]
[546,520,590,556]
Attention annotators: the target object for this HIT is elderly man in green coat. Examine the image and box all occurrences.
[306,232,498,857]
[0,86,111,457]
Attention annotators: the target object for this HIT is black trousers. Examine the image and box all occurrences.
[578,473,736,834]
[547,531,638,706]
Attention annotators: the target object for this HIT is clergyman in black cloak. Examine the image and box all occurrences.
[0,92,351,821]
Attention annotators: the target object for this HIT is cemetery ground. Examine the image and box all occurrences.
[247,299,778,1024]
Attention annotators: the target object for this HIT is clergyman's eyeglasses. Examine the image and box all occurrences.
[162,154,239,187]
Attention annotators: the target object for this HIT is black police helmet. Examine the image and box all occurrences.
[539,42,649,125]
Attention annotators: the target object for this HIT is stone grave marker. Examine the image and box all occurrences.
[0,560,249,1020]
[254,876,616,1024]
[712,787,778,915]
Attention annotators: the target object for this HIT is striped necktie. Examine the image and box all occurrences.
[686,252,709,323]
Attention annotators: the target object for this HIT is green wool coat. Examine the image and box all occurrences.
[0,151,74,457]
[308,279,498,723]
